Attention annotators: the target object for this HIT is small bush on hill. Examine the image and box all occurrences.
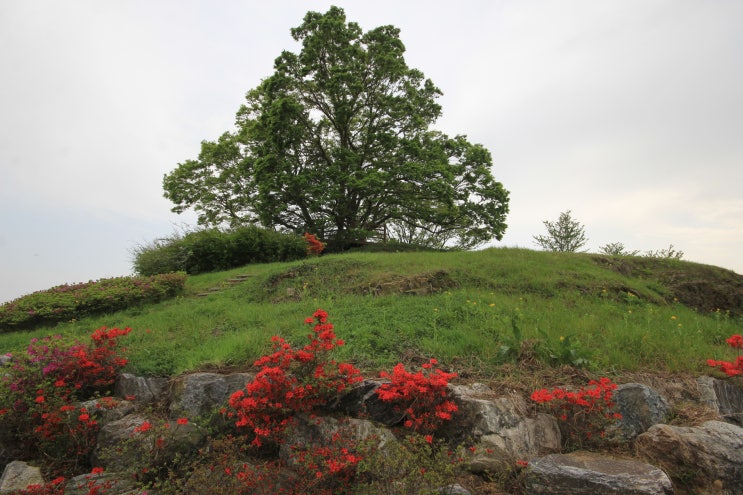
[132,226,307,276]
[0,273,186,331]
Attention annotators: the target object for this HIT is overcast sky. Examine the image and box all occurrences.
[1,0,742,303]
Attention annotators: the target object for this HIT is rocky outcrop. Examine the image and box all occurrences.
[524,452,673,495]
[697,375,743,425]
[3,372,743,494]
[636,420,743,495]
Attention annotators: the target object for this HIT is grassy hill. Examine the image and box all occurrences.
[1,247,740,385]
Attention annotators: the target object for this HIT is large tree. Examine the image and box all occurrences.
[164,6,509,249]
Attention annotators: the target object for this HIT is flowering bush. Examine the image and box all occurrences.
[288,426,362,494]
[531,377,622,449]
[0,273,186,331]
[376,359,459,434]
[0,328,130,470]
[707,334,743,376]
[304,233,325,256]
[227,309,362,447]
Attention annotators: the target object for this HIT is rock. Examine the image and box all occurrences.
[469,412,561,473]
[80,397,136,425]
[114,374,168,405]
[92,414,206,471]
[697,375,743,425]
[0,461,44,493]
[615,383,670,439]
[65,472,135,495]
[169,372,253,418]
[334,379,407,426]
[92,414,152,470]
[636,420,743,494]
[438,484,473,494]
[525,452,673,495]
[280,415,396,465]
[444,386,561,472]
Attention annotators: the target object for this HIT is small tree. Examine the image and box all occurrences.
[533,210,588,252]
[599,242,639,256]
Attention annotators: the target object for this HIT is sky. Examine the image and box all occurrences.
[1,0,742,304]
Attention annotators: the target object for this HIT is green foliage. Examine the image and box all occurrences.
[0,273,186,331]
[644,243,684,260]
[163,6,509,250]
[533,210,588,253]
[598,242,639,256]
[130,233,189,277]
[355,435,465,495]
[132,226,307,275]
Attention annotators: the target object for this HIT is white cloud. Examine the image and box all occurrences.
[1,0,742,303]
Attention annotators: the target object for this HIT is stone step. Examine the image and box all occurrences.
[195,274,252,297]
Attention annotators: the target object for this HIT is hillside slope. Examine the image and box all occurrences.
[0,248,740,378]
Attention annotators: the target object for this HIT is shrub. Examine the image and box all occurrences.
[0,328,130,471]
[226,309,363,447]
[132,226,307,276]
[0,274,186,331]
[304,233,325,256]
[130,233,189,277]
[644,244,684,260]
[531,377,622,450]
[376,359,459,434]
[598,242,639,256]
[355,434,466,495]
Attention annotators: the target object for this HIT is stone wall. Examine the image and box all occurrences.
[2,372,742,494]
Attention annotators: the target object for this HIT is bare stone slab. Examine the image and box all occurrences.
[525,452,673,495]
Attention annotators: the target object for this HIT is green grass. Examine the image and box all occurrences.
[0,248,740,379]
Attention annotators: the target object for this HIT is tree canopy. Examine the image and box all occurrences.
[164,6,509,250]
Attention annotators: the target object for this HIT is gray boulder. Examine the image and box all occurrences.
[280,415,396,464]
[525,452,673,495]
[636,420,743,494]
[92,414,204,472]
[169,372,253,418]
[446,384,561,472]
[615,383,670,439]
[92,414,152,470]
[80,397,136,425]
[114,374,168,405]
[0,461,44,493]
[64,472,135,495]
